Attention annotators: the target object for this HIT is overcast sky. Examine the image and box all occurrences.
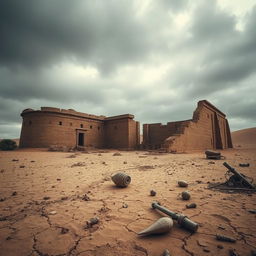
[0,0,256,138]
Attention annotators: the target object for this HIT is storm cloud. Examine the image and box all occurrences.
[0,0,255,138]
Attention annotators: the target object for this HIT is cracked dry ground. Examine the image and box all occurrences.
[0,148,255,256]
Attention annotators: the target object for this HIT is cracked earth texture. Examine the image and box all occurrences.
[0,148,255,256]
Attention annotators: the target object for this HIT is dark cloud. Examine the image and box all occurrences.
[0,0,255,138]
[0,0,166,74]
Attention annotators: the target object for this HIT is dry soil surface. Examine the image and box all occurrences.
[232,127,256,149]
[0,148,255,256]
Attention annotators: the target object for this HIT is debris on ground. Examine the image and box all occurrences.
[216,234,236,243]
[178,180,188,187]
[186,203,197,208]
[111,172,131,187]
[181,191,190,200]
[150,190,156,196]
[205,150,224,160]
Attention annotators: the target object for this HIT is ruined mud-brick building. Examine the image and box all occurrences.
[143,100,233,152]
[19,107,140,149]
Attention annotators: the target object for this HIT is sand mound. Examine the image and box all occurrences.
[232,127,256,149]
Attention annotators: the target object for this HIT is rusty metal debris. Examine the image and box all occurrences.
[152,201,198,232]
[205,150,224,160]
[208,162,255,192]
[216,234,236,243]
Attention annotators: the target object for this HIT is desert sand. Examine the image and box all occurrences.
[232,128,256,149]
[0,146,256,255]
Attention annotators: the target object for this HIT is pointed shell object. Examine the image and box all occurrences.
[178,180,188,187]
[111,172,131,187]
[138,217,173,236]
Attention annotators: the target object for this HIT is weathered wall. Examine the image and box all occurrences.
[20,111,104,148]
[20,108,140,149]
[143,100,232,152]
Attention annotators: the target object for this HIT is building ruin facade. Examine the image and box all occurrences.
[143,100,233,152]
[19,107,140,149]
[20,100,233,152]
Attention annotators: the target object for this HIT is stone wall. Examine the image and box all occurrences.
[143,100,233,152]
[20,109,139,149]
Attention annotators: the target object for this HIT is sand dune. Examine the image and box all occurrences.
[232,127,256,149]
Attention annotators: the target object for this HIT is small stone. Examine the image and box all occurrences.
[123,161,127,164]
[217,245,224,249]
[178,180,188,187]
[81,194,90,201]
[181,191,190,200]
[60,227,69,234]
[248,209,256,214]
[203,248,210,253]
[122,203,128,208]
[12,191,17,196]
[0,198,6,202]
[1,169,5,173]
[186,203,197,208]
[150,190,157,196]
[85,217,99,229]
[161,249,170,256]
[43,196,50,200]
[61,196,68,200]
[57,178,61,181]
[19,165,25,168]
[113,152,121,156]
[49,211,57,215]
[12,159,19,161]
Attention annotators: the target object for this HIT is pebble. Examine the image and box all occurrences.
[178,180,188,187]
[150,190,156,196]
[186,203,197,208]
[181,191,190,200]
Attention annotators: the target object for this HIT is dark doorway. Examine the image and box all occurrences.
[78,133,84,146]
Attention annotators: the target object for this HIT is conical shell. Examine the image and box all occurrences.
[138,217,173,236]
[111,172,131,187]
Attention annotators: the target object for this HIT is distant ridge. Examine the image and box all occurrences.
[231,127,256,149]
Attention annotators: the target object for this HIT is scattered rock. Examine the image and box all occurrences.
[248,209,256,214]
[161,249,170,256]
[49,211,57,215]
[102,161,106,164]
[30,160,35,162]
[71,162,86,167]
[123,161,127,164]
[239,163,250,167]
[61,196,68,200]
[181,191,190,200]
[81,194,90,201]
[84,217,99,229]
[122,203,128,208]
[57,178,61,181]
[60,227,69,234]
[217,245,224,249]
[19,165,25,168]
[0,197,6,202]
[67,154,76,158]
[0,216,7,221]
[150,190,157,196]
[113,152,122,156]
[98,153,102,156]
[12,159,19,161]
[43,196,50,200]
[6,236,12,240]
[203,248,210,253]
[186,203,197,208]
[12,191,17,196]
[208,161,215,164]
[178,180,188,187]
[0,169,4,173]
